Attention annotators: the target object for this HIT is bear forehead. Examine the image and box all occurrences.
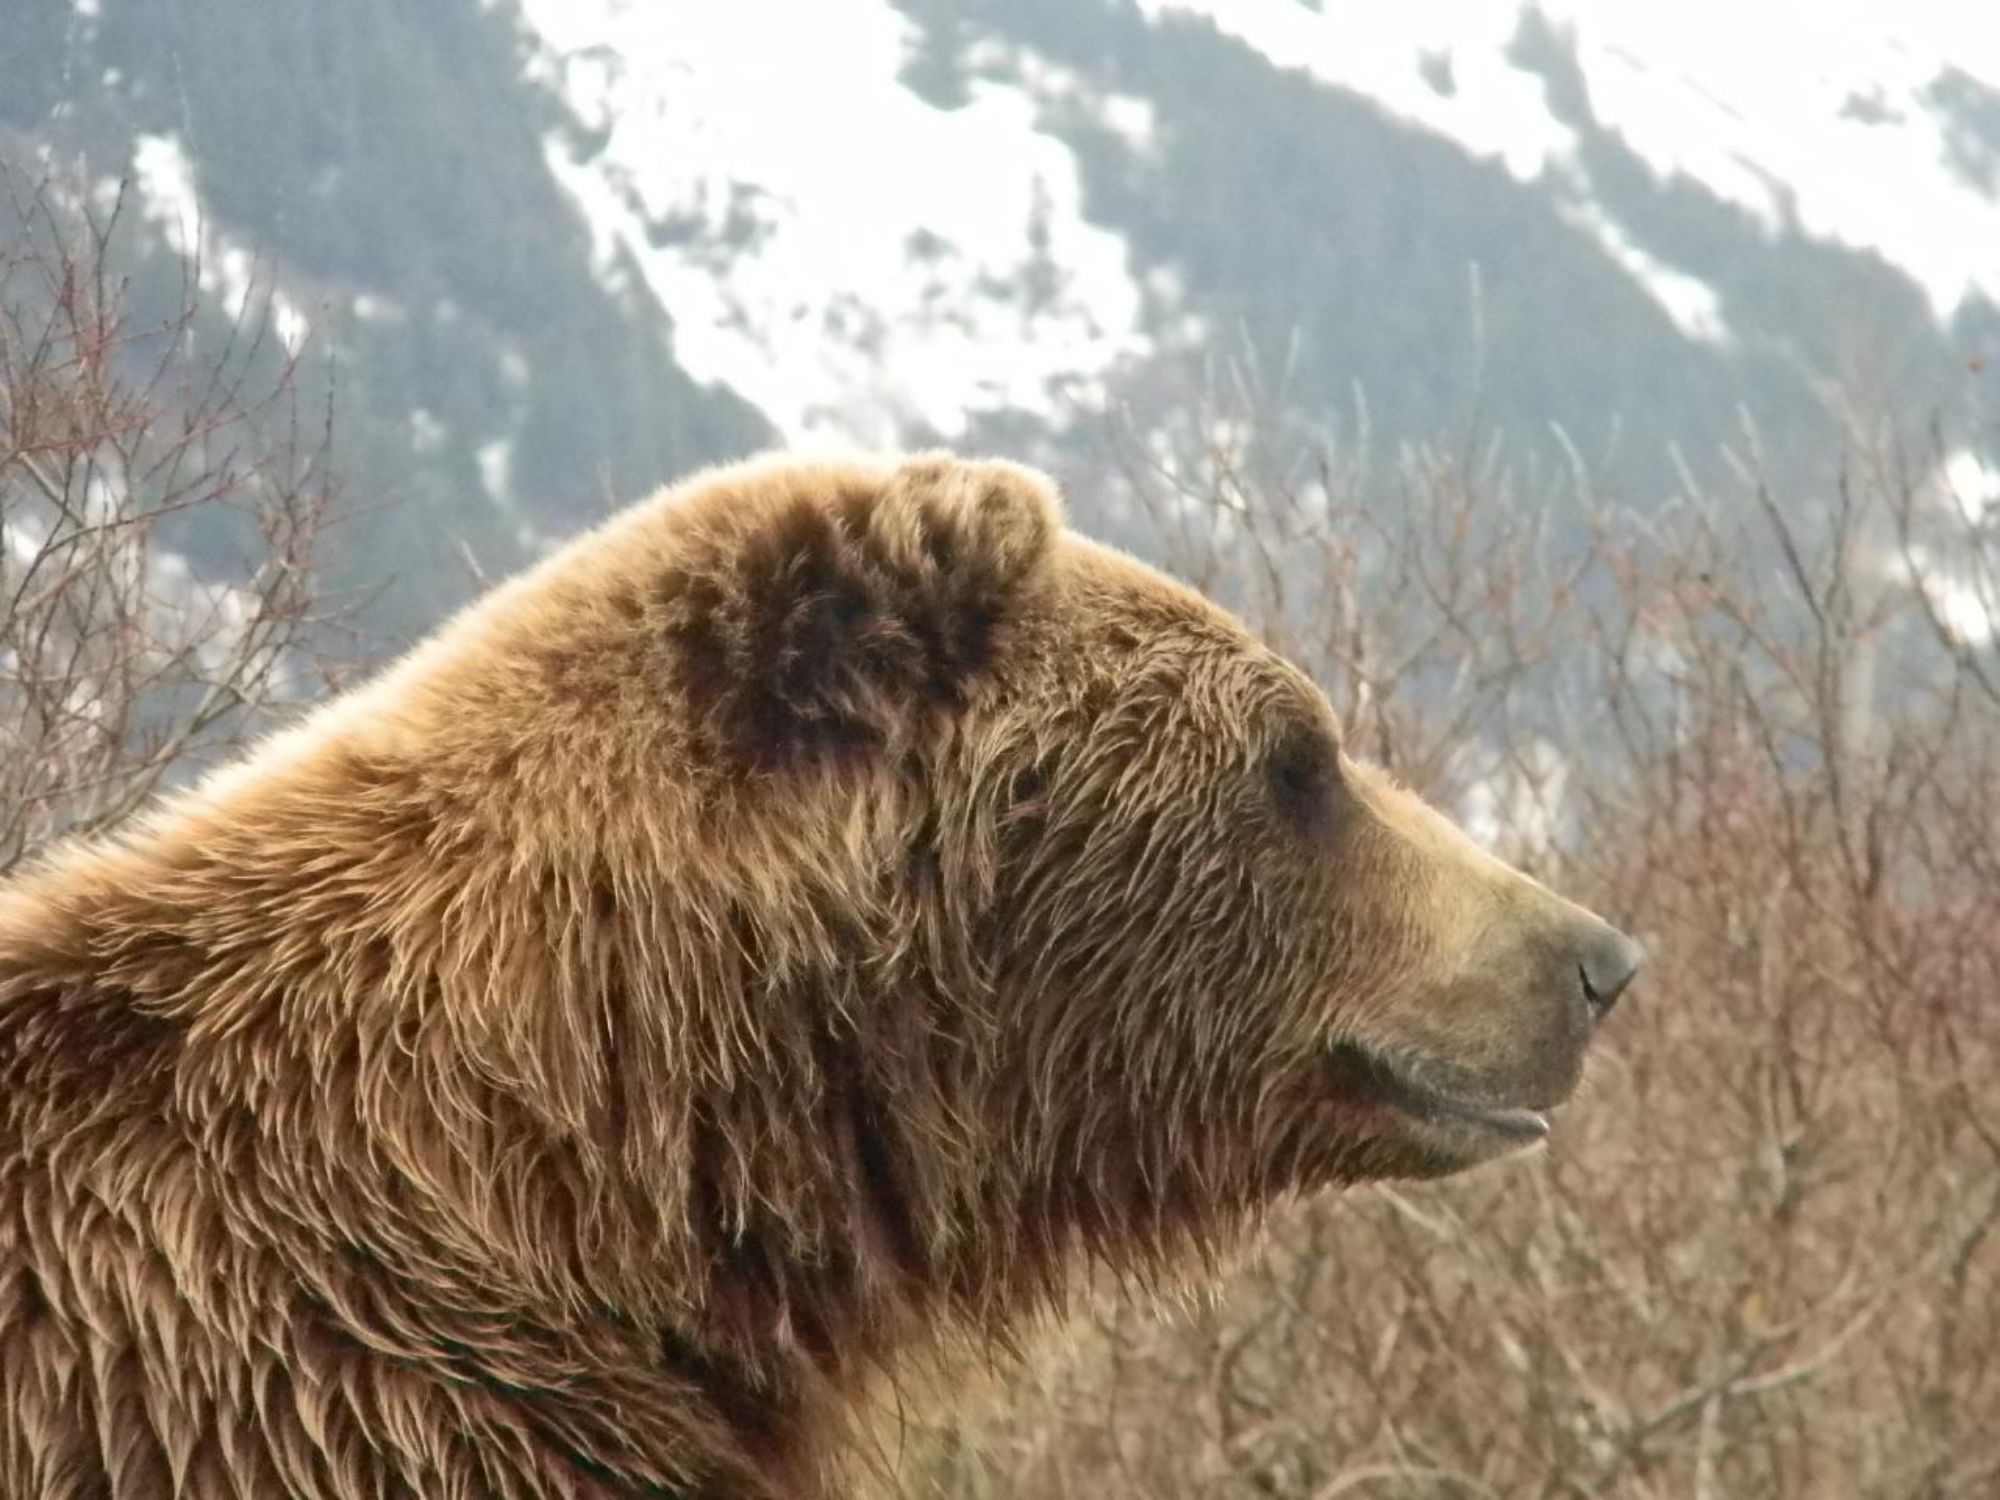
[1049,534,1329,714]
[1053,533,1254,651]
[472,454,1330,755]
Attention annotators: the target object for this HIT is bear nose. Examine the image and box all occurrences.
[1577,922,1644,1018]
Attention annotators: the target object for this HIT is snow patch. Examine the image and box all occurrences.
[1889,448,2000,646]
[993,44,1162,160]
[1925,581,1996,646]
[130,134,311,354]
[1555,196,1730,344]
[1137,0,1580,182]
[515,0,1153,447]
[409,408,448,455]
[351,292,408,325]
[1941,448,2000,527]
[477,437,515,505]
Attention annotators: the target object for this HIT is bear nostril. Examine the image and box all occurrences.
[1578,925,1645,1017]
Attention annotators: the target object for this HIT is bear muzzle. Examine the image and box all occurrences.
[1324,910,1645,1173]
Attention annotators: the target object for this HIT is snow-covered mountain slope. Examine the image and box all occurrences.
[513,0,1164,449]
[513,0,1999,450]
[1141,0,2000,325]
[9,0,1993,637]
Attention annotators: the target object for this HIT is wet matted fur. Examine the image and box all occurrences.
[0,453,1635,1497]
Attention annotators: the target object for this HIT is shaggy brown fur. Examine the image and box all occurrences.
[0,453,1637,1497]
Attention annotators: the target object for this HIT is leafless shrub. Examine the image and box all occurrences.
[0,163,337,873]
[913,378,2000,1498]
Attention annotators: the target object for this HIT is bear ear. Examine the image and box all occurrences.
[665,454,1061,770]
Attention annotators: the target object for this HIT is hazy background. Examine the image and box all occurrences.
[5,0,1997,636]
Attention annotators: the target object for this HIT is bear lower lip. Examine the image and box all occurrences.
[1323,1042,1551,1141]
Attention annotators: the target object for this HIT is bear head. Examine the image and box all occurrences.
[616,453,1641,1307]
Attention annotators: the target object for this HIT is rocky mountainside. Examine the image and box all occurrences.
[5,0,1995,634]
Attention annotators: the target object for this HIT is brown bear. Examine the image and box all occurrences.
[0,453,1639,1498]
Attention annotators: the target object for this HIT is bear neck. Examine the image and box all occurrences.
[0,741,1113,1490]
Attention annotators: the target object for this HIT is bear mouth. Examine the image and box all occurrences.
[1323,1042,1551,1143]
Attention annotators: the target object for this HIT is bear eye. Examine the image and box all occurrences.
[1264,727,1341,834]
